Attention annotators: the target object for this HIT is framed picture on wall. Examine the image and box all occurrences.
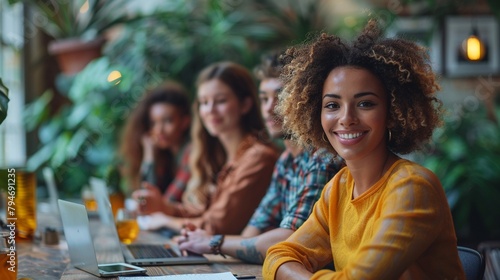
[445,16,499,77]
[385,17,442,74]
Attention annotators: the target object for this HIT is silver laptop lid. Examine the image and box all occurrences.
[88,179,126,263]
[89,177,114,225]
[58,199,101,277]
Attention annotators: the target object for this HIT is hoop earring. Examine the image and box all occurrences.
[322,132,328,143]
[388,129,392,142]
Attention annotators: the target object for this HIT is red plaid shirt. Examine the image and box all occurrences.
[163,143,191,202]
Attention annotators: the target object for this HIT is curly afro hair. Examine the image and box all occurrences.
[276,19,443,155]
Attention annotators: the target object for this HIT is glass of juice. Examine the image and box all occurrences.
[115,208,140,244]
[81,186,98,212]
[12,170,37,240]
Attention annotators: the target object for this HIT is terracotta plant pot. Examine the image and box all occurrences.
[48,37,106,76]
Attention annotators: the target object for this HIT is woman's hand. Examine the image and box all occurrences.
[132,182,163,214]
[178,227,212,255]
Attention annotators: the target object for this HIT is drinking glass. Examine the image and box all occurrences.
[115,208,140,244]
[12,170,37,240]
[81,186,98,212]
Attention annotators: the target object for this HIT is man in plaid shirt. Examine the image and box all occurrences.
[178,53,343,264]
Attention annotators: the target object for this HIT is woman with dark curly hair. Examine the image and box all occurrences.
[121,81,191,208]
[263,20,465,279]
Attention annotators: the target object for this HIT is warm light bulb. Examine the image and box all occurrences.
[462,34,486,61]
[107,70,122,85]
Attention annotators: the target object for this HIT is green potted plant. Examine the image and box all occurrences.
[24,57,135,196]
[8,0,139,75]
[413,100,500,245]
[23,0,358,197]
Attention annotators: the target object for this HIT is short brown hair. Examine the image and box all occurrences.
[253,51,286,81]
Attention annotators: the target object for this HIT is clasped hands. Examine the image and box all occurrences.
[177,223,213,255]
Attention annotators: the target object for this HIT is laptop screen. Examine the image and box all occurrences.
[58,199,102,277]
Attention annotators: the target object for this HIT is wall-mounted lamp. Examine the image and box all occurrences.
[461,23,487,61]
[445,16,499,77]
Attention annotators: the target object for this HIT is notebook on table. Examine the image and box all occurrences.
[58,199,147,277]
[89,177,209,266]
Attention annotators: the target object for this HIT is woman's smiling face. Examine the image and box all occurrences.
[321,66,389,162]
[197,79,248,137]
[149,103,188,149]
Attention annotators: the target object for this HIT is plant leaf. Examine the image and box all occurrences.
[26,141,57,171]
[24,89,53,131]
[0,78,9,125]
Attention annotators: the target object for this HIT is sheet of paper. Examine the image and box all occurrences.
[119,271,238,280]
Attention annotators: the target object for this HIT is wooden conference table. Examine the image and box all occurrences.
[16,205,263,280]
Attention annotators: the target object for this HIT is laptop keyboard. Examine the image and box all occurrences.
[127,244,180,259]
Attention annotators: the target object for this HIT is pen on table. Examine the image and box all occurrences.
[233,274,256,279]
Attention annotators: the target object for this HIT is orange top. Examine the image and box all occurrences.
[172,136,279,235]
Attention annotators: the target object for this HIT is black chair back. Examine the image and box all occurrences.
[458,246,485,280]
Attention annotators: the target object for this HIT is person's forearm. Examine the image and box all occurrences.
[159,198,178,216]
[276,261,313,280]
[222,228,294,264]
[221,236,263,264]
[162,215,185,232]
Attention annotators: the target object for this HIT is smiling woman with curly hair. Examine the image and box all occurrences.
[263,20,465,279]
[277,21,442,156]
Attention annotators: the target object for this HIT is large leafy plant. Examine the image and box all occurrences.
[8,0,137,40]
[414,102,500,243]
[24,58,136,196]
[105,0,354,93]
[25,0,356,196]
[0,78,8,125]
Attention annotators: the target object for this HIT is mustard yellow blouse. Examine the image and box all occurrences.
[263,159,465,279]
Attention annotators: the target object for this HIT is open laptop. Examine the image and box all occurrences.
[89,177,209,266]
[58,199,147,277]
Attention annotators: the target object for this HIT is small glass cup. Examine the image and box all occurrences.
[115,208,140,244]
[0,231,17,280]
[81,186,98,212]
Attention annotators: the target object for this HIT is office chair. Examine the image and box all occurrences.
[458,246,485,280]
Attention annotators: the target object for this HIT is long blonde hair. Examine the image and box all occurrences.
[183,61,267,207]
